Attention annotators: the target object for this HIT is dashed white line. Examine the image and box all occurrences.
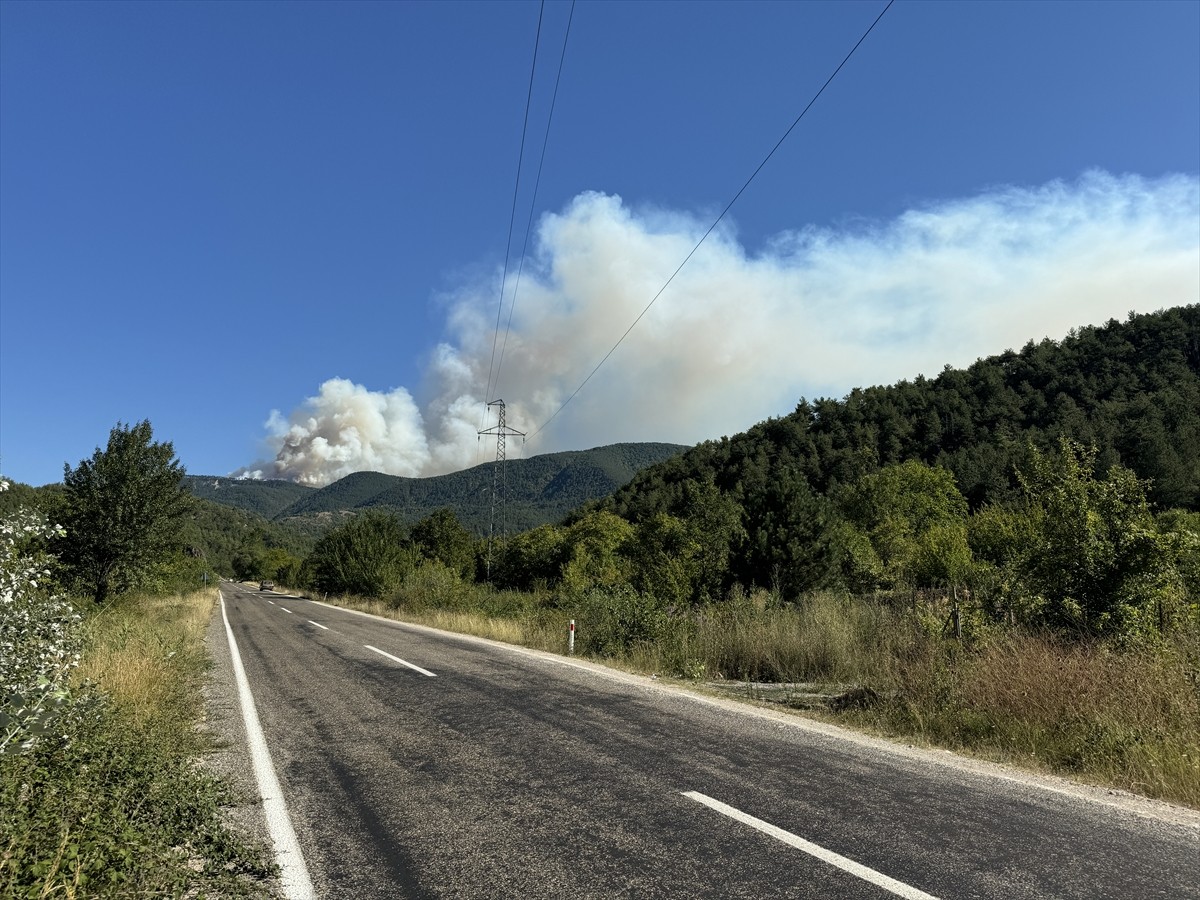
[280,607,293,614]
[683,791,938,900]
[308,620,329,630]
[220,592,314,900]
[267,600,275,605]
[364,644,437,677]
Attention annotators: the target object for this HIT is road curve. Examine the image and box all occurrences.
[210,581,1199,899]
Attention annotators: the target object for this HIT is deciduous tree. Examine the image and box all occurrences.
[1017,437,1178,636]
[304,512,414,597]
[410,508,476,580]
[58,421,190,605]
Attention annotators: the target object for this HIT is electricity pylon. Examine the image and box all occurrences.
[478,399,525,579]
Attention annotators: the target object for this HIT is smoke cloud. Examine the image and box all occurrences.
[237,171,1199,486]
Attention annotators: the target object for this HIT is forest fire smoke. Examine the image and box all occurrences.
[236,172,1199,486]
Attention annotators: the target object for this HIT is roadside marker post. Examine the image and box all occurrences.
[568,619,576,655]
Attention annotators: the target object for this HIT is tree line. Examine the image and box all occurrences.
[6,307,1197,645]
[292,308,1200,642]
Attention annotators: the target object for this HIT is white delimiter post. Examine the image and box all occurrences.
[568,619,576,655]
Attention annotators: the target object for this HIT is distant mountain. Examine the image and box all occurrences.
[185,476,315,519]
[188,443,687,535]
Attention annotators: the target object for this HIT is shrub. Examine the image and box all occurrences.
[573,585,666,656]
[0,479,81,756]
[305,512,417,597]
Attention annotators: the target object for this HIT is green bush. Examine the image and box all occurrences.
[1,697,271,896]
[305,511,417,597]
[1,587,274,897]
[573,585,666,657]
[389,559,472,610]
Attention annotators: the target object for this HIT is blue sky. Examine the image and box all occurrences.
[2,0,1197,487]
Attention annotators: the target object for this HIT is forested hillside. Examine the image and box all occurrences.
[192,443,686,535]
[184,476,314,519]
[551,306,1200,606]
[180,497,314,578]
[608,306,1199,520]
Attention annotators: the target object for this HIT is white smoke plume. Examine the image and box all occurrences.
[237,171,1200,487]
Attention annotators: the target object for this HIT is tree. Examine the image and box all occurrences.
[1016,437,1178,636]
[559,510,634,596]
[58,421,190,605]
[410,508,476,580]
[742,473,842,597]
[838,461,971,591]
[494,525,566,590]
[304,512,414,597]
[1156,509,1200,612]
[623,513,699,607]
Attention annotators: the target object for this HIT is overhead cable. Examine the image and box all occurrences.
[492,0,576,403]
[481,0,546,424]
[530,0,895,439]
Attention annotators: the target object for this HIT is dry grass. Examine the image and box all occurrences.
[956,632,1200,802]
[76,589,217,736]
[325,592,565,653]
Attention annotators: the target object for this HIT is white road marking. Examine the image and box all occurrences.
[683,791,939,900]
[267,600,275,605]
[308,620,329,630]
[280,607,293,614]
[220,592,315,900]
[364,644,437,677]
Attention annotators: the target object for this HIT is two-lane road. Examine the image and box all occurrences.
[213,581,1199,899]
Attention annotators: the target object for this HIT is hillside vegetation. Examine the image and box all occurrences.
[186,475,314,519]
[597,306,1199,599]
[191,442,687,535]
[181,497,315,583]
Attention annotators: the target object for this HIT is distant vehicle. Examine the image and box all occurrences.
[259,581,275,591]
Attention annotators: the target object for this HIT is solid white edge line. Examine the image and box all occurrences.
[364,644,437,677]
[308,620,329,630]
[220,592,315,900]
[683,791,938,900]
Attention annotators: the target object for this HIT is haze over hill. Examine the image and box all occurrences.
[232,175,1199,489]
[190,443,685,535]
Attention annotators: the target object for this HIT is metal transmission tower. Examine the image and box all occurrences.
[478,399,526,579]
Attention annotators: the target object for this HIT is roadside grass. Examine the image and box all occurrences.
[313,590,565,654]
[310,570,1200,808]
[0,589,276,898]
[856,626,1200,806]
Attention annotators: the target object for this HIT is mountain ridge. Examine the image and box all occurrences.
[186,442,687,534]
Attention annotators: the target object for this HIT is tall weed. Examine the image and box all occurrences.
[845,625,1200,806]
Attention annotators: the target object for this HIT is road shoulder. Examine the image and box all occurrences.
[201,589,284,898]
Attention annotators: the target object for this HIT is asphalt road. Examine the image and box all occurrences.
[211,581,1199,899]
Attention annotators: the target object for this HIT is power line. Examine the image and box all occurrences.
[481,0,546,422]
[529,0,895,440]
[492,0,576,403]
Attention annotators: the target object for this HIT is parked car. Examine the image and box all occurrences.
[259,580,275,591]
